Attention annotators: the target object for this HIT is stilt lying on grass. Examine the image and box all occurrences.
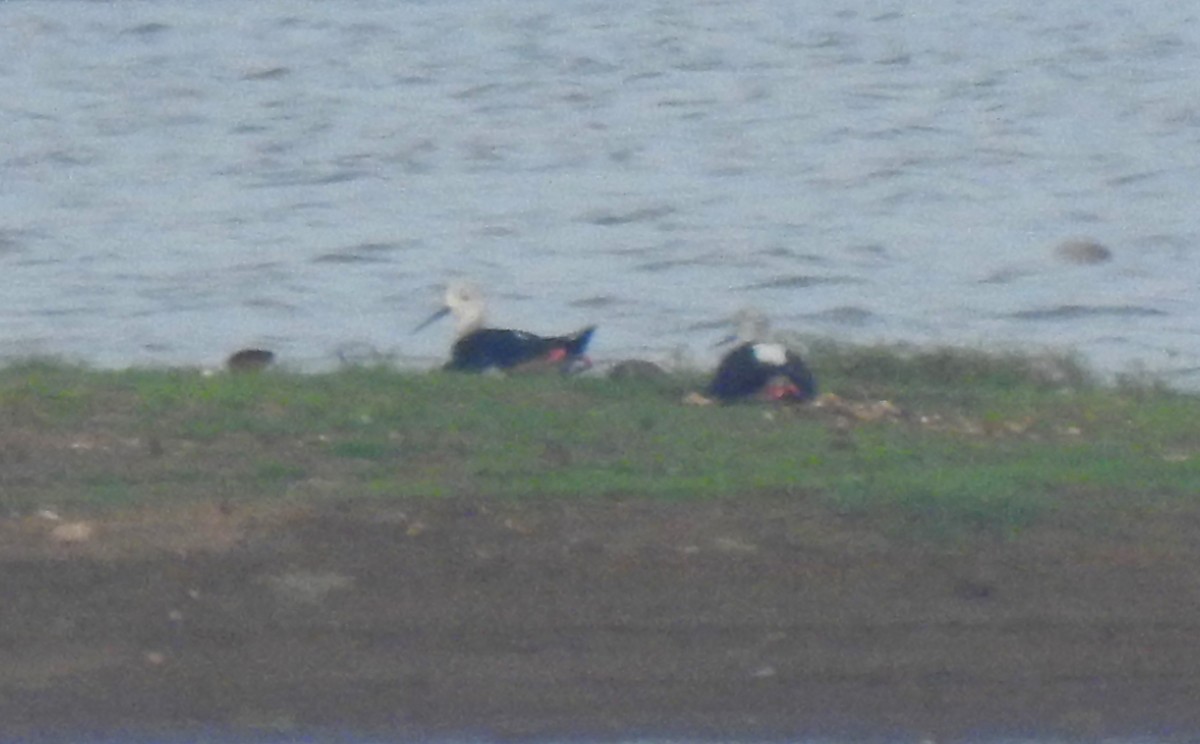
[415,281,595,374]
[691,308,817,404]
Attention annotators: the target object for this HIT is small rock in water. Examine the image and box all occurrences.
[226,348,275,373]
[1055,238,1112,265]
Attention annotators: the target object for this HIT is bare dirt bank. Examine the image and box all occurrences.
[3,495,1200,741]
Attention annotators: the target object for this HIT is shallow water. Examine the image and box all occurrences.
[2,0,1200,383]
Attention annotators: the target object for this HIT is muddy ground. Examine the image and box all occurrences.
[3,494,1200,741]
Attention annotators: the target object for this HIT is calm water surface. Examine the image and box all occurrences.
[2,0,1200,382]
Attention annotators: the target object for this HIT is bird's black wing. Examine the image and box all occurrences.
[706,343,773,401]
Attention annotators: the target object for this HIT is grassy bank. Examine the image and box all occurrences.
[2,345,1198,537]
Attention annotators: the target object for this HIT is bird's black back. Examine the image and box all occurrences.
[707,342,817,402]
[446,326,596,373]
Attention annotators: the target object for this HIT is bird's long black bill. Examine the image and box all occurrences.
[413,306,451,334]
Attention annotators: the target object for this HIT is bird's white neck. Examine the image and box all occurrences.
[453,305,486,335]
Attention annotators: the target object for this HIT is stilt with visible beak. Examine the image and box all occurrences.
[415,281,596,374]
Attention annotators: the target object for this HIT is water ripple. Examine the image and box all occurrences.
[740,275,864,290]
[569,295,621,309]
[578,205,678,226]
[806,305,877,326]
[312,242,412,265]
[1007,305,1167,321]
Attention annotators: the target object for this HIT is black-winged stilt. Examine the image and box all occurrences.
[705,308,816,403]
[415,281,596,374]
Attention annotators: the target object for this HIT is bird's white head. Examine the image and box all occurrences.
[443,280,487,334]
[713,307,770,348]
[732,307,770,343]
[414,279,488,337]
